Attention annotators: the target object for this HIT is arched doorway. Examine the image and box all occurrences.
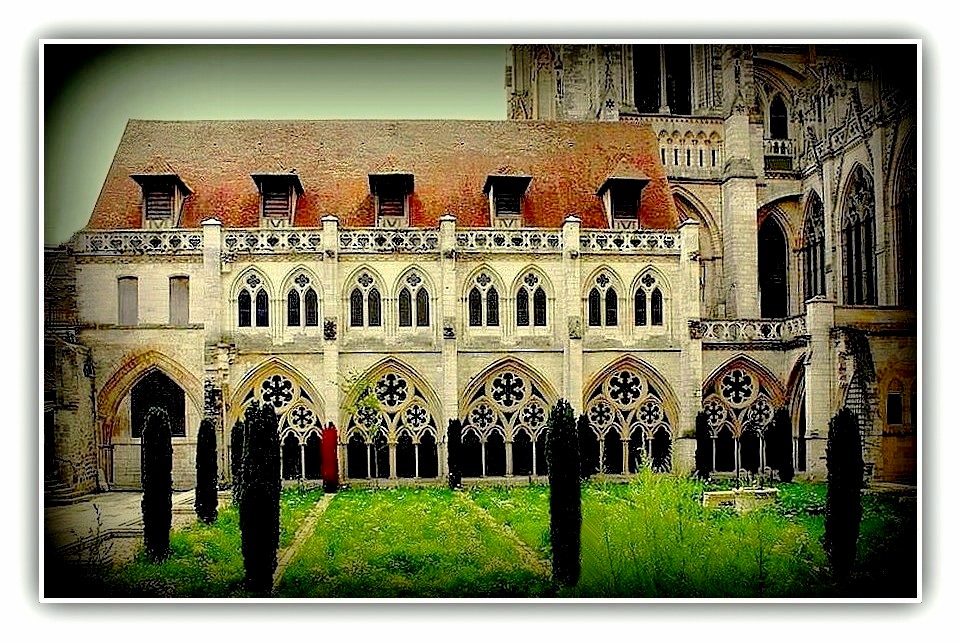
[758,215,788,318]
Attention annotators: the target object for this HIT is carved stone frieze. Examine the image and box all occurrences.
[324,318,337,341]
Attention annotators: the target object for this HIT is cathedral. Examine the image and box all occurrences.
[42,43,918,497]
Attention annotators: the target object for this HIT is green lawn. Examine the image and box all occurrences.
[277,487,554,598]
[47,476,916,598]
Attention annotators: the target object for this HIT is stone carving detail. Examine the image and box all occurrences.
[223,228,324,255]
[579,230,680,254]
[323,318,337,341]
[75,230,203,256]
[456,229,561,253]
[463,367,552,442]
[698,316,807,344]
[568,316,582,339]
[203,378,223,420]
[340,229,439,253]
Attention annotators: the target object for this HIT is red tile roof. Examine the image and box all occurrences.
[86,119,680,231]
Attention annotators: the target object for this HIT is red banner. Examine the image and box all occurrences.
[321,423,339,492]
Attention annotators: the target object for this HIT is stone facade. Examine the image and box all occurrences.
[44,43,917,493]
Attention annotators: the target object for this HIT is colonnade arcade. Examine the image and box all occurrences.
[700,356,787,474]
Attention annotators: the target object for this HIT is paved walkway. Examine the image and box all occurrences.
[272,494,334,591]
[44,490,196,559]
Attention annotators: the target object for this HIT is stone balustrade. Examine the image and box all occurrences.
[579,230,680,254]
[339,228,440,254]
[74,230,203,256]
[693,315,808,344]
[454,228,561,253]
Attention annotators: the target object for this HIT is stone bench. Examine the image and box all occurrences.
[703,488,777,512]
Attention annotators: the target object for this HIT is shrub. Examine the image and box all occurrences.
[577,413,595,480]
[230,419,245,505]
[238,402,281,594]
[447,419,462,490]
[694,411,712,480]
[141,407,173,562]
[824,407,863,581]
[194,417,219,524]
[547,399,581,588]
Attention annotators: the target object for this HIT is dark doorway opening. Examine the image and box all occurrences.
[759,216,788,318]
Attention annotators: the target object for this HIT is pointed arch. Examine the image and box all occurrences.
[279,264,324,300]
[342,357,442,442]
[461,356,560,418]
[393,264,437,300]
[629,265,673,299]
[702,354,786,405]
[839,162,878,305]
[582,354,681,431]
[227,357,326,428]
[801,190,826,300]
[581,265,625,299]
[758,212,789,318]
[343,265,387,328]
[510,264,556,299]
[96,350,203,453]
[463,264,505,328]
[230,265,274,300]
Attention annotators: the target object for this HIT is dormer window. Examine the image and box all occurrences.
[483,173,532,228]
[252,172,304,227]
[131,167,192,228]
[369,172,414,228]
[597,173,649,230]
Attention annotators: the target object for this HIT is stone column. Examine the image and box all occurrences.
[201,219,229,482]
[320,215,343,479]
[562,216,584,413]
[202,219,223,345]
[506,440,514,477]
[677,219,704,471]
[805,297,835,477]
[720,46,760,319]
[439,214,458,478]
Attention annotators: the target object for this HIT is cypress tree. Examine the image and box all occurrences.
[824,407,863,582]
[447,418,462,490]
[230,419,245,505]
[547,399,581,588]
[140,407,173,562]
[238,402,281,594]
[576,413,595,480]
[194,417,219,524]
[694,411,713,480]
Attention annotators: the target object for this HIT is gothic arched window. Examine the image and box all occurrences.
[368,288,382,327]
[588,288,602,327]
[533,287,547,327]
[255,289,269,327]
[584,363,674,473]
[516,271,548,328]
[349,271,383,327]
[349,288,364,327]
[802,194,826,301]
[468,272,500,328]
[462,365,552,477]
[238,290,252,327]
[770,94,788,139]
[841,165,877,305]
[469,288,483,326]
[416,287,430,327]
[633,272,665,328]
[304,288,318,326]
[399,288,412,327]
[287,289,301,326]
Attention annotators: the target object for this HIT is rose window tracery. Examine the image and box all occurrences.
[261,374,295,408]
[463,366,552,442]
[345,366,438,447]
[701,362,785,473]
[584,364,673,472]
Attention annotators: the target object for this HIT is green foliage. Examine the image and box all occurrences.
[577,413,595,480]
[447,418,462,490]
[547,399,581,587]
[694,411,712,480]
[278,488,553,597]
[230,419,245,505]
[237,402,281,594]
[194,418,219,524]
[140,407,173,562]
[824,407,863,582]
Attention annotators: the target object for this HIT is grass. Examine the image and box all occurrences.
[277,487,554,598]
[46,477,916,598]
[46,486,326,598]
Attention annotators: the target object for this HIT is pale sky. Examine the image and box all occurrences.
[44,44,507,244]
